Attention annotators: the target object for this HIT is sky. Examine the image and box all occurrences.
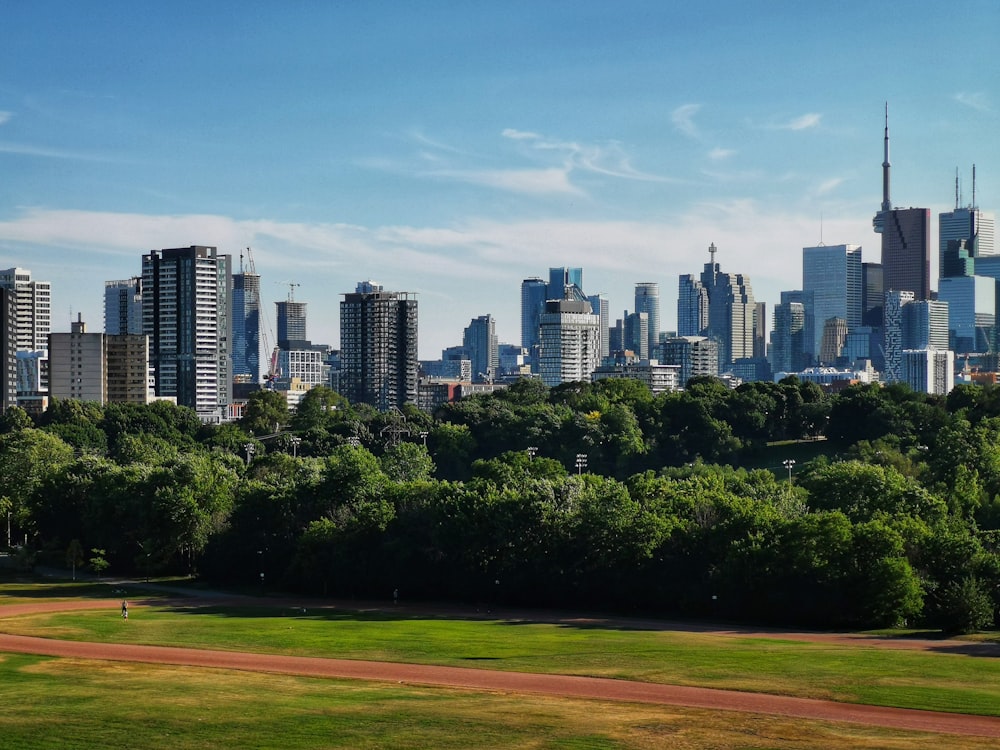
[1,1,998,359]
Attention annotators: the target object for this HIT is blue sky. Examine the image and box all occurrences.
[1,1,997,358]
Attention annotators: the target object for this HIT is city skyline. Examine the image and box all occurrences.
[1,2,997,358]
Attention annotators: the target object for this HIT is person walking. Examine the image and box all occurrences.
[121,600,128,620]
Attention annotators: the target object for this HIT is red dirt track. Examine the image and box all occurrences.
[2,598,1000,739]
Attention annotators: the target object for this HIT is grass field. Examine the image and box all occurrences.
[0,653,997,750]
[2,581,1000,719]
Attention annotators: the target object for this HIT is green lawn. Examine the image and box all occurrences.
[0,652,995,750]
[2,582,1000,718]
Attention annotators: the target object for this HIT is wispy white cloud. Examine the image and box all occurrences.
[425,167,583,196]
[501,128,542,141]
[0,112,12,126]
[708,147,736,161]
[671,104,702,139]
[0,141,115,161]
[814,177,844,195]
[954,92,990,112]
[507,131,672,183]
[779,113,822,131]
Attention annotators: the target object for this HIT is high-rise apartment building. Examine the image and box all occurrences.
[48,316,151,405]
[0,288,17,411]
[662,336,719,387]
[538,297,600,387]
[141,246,232,416]
[0,267,52,351]
[463,314,498,382]
[103,277,143,335]
[802,244,862,358]
[339,281,418,411]
[902,349,954,396]
[634,282,660,358]
[232,270,261,382]
[623,310,649,359]
[882,290,915,383]
[872,108,931,301]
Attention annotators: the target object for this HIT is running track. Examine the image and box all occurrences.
[2,598,1000,739]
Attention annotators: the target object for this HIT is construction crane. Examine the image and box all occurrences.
[276,281,301,302]
[245,248,279,386]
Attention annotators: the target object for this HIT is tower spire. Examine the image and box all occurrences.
[881,102,891,213]
[873,103,891,234]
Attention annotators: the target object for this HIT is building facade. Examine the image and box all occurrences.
[232,271,261,383]
[538,298,600,387]
[0,267,52,352]
[141,246,232,416]
[802,244,862,358]
[339,281,419,411]
[104,277,143,335]
[463,314,498,382]
[634,282,660,359]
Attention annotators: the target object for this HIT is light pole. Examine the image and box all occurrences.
[526,446,538,460]
[575,453,588,475]
[783,459,796,487]
[419,431,429,448]
[290,436,301,458]
[244,442,256,467]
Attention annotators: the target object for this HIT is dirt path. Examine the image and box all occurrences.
[2,598,1000,739]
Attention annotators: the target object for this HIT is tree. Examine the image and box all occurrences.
[241,390,289,436]
[89,548,109,578]
[380,441,435,483]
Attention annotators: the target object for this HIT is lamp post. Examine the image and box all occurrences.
[290,436,301,458]
[244,442,256,467]
[419,431,429,448]
[575,453,588,475]
[526,446,538,460]
[783,459,796,487]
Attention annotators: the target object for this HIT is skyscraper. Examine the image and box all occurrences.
[872,107,931,301]
[231,269,261,382]
[587,293,610,359]
[104,277,143,335]
[520,277,547,352]
[276,299,307,348]
[939,168,995,273]
[0,267,52,352]
[677,274,709,337]
[634,282,660,358]
[802,244,862,358]
[339,281,418,411]
[547,267,584,300]
[538,297,600,387]
[141,246,232,416]
[771,301,807,374]
[463,314,498,382]
[861,262,884,327]
[882,290,915,383]
[700,243,755,369]
[0,288,16,411]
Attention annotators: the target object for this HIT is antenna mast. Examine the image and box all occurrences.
[973,164,977,209]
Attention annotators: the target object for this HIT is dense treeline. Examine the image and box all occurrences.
[3,376,1000,632]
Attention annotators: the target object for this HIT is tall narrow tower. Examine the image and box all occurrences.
[873,102,892,234]
[872,107,931,301]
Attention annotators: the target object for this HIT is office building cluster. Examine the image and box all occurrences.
[1,110,995,417]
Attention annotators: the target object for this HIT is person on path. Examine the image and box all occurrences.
[121,600,128,620]
[393,588,399,605]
